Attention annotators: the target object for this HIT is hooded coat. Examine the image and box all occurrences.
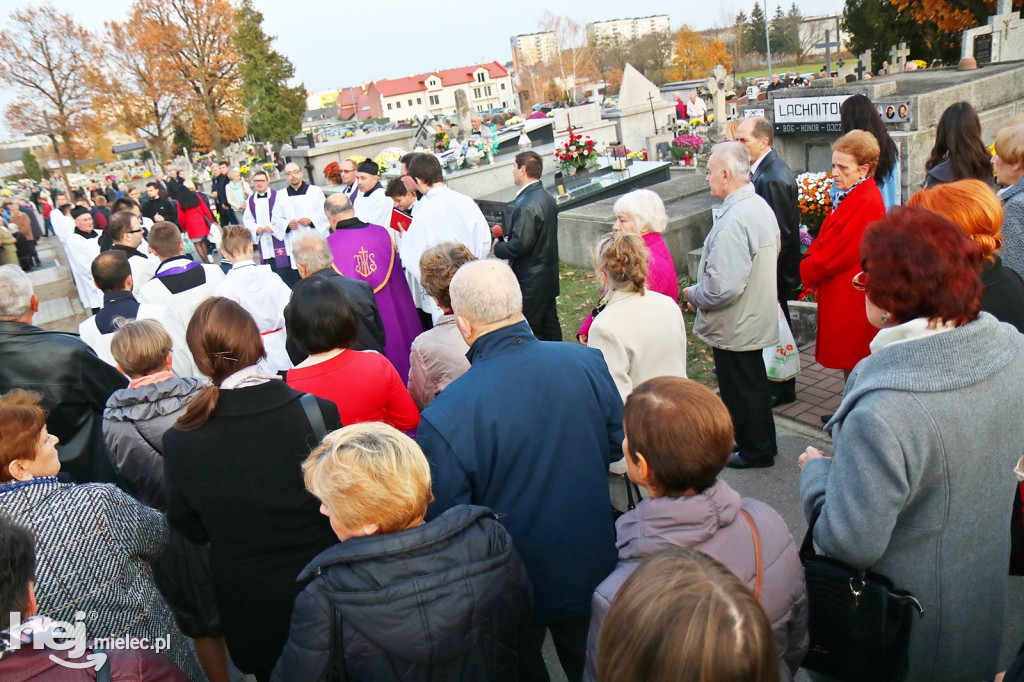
[270,505,532,682]
[585,480,808,682]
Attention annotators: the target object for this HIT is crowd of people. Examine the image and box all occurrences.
[0,93,1023,682]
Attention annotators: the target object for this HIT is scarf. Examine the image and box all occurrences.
[128,370,177,389]
[833,176,867,209]
[220,364,280,390]
[0,616,54,661]
[869,317,957,354]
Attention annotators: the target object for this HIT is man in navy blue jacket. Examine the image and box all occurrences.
[417,259,623,682]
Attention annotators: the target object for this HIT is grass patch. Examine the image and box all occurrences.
[556,262,717,389]
[735,62,826,80]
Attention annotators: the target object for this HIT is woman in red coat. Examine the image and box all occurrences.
[801,130,886,373]
[176,180,214,262]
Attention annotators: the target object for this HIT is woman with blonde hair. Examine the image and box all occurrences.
[272,422,532,681]
[800,130,886,375]
[908,179,1024,331]
[163,297,340,681]
[598,548,781,682]
[993,120,1024,276]
[577,189,679,343]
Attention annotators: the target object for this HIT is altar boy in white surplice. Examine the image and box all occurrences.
[213,225,294,373]
[241,169,295,286]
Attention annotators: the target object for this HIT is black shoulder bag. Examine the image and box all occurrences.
[800,503,925,681]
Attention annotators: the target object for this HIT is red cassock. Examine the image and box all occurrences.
[800,177,886,371]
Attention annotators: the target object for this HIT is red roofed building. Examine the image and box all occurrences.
[336,86,379,121]
[366,61,516,123]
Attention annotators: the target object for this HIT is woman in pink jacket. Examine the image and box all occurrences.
[584,377,808,682]
[578,189,679,343]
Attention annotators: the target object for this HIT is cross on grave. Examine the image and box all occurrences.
[856,49,872,79]
[556,114,583,138]
[647,93,659,134]
[815,30,842,77]
[705,65,734,126]
[890,42,910,72]
[412,115,434,147]
[666,116,687,137]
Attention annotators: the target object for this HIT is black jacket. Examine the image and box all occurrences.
[286,268,387,365]
[981,256,1024,333]
[164,380,340,681]
[752,149,801,294]
[0,321,128,483]
[493,181,559,302]
[142,197,178,225]
[271,505,533,682]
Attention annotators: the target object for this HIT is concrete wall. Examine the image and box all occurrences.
[283,129,416,186]
[446,146,556,197]
[557,174,716,271]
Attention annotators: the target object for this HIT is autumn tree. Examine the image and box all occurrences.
[592,30,675,89]
[889,0,1021,34]
[0,5,101,168]
[667,25,733,81]
[539,12,599,105]
[101,8,188,163]
[233,0,306,143]
[135,0,242,154]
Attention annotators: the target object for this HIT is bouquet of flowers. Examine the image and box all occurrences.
[671,133,705,161]
[554,132,597,171]
[434,129,450,151]
[796,171,834,238]
[375,148,405,174]
[626,149,648,161]
[261,162,275,172]
[504,116,526,126]
[141,171,153,178]
[323,161,341,184]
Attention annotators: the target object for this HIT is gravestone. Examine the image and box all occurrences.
[856,49,873,79]
[454,89,473,140]
[552,103,619,147]
[605,64,675,155]
[815,30,842,76]
[890,42,911,72]
[836,57,856,82]
[961,0,1024,63]
[705,65,735,125]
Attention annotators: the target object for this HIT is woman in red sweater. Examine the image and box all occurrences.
[800,130,886,374]
[285,276,420,433]
[176,181,214,263]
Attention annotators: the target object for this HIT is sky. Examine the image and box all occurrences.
[0,0,845,141]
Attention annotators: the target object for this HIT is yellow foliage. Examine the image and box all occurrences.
[667,25,733,82]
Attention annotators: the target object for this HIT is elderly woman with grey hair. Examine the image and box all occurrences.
[577,189,679,344]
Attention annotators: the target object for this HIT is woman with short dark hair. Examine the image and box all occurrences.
[923,101,996,189]
[163,297,341,681]
[799,206,1024,681]
[585,377,807,682]
[286,276,420,431]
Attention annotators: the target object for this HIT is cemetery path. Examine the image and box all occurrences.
[27,235,89,333]
[772,341,846,431]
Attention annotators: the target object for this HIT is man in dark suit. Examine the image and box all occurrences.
[212,160,233,226]
[290,230,386,364]
[493,151,562,341]
[736,116,801,405]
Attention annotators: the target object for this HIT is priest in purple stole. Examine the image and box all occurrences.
[325,193,421,381]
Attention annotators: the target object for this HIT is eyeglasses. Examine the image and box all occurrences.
[126,228,144,234]
[852,271,868,291]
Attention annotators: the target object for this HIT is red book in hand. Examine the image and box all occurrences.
[390,208,412,233]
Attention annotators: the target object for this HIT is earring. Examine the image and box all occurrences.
[881,312,890,325]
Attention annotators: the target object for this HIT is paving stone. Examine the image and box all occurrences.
[26,268,60,286]
[33,297,75,325]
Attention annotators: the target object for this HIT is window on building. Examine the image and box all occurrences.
[396,101,401,108]
[408,99,413,106]
[476,72,486,82]
[417,97,422,104]
[473,87,482,98]
[429,95,440,106]
[486,85,492,96]
[501,83,506,90]
[387,103,392,110]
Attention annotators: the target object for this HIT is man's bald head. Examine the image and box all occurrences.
[324,193,354,228]
[92,250,132,293]
[450,260,523,339]
[292,229,334,276]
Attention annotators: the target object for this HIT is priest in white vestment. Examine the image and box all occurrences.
[213,225,294,373]
[399,155,491,318]
[241,170,296,286]
[281,163,329,236]
[64,207,103,312]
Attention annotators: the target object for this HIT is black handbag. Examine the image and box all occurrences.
[800,503,925,681]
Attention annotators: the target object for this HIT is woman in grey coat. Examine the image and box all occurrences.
[101,318,226,682]
[799,206,1024,682]
[586,377,807,682]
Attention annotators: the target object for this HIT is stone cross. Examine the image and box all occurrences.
[890,42,910,72]
[815,30,842,76]
[705,65,734,125]
[856,49,873,79]
[412,115,434,147]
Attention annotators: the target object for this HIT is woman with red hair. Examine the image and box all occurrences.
[798,206,1024,681]
[908,179,1024,332]
[800,130,886,374]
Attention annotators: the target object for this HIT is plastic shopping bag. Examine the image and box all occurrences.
[763,304,800,382]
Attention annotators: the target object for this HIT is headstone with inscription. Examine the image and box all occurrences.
[961,0,1024,64]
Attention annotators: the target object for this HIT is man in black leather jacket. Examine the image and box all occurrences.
[0,265,127,483]
[493,151,562,341]
[737,117,801,405]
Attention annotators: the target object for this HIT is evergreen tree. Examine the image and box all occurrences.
[21,149,43,182]
[746,2,769,58]
[734,11,749,56]
[232,0,306,144]
[770,4,793,56]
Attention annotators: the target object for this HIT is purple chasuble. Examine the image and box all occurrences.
[327,222,421,381]
[248,191,290,269]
